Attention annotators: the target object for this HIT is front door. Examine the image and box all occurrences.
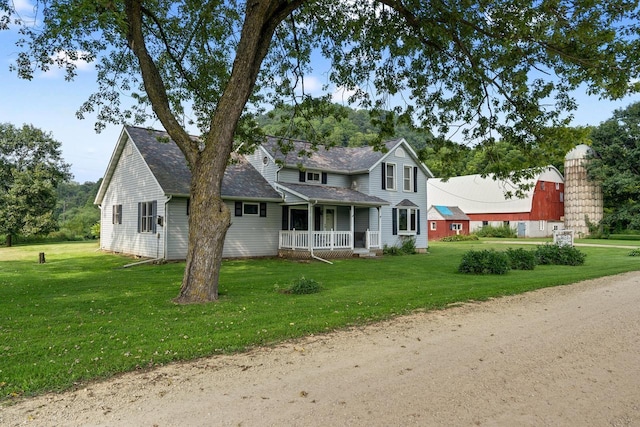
[324,207,336,231]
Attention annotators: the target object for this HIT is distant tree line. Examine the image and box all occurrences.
[0,123,100,246]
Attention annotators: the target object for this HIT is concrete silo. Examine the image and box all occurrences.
[563,144,603,236]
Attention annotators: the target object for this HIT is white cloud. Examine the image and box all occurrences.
[40,50,94,78]
[12,0,35,14]
[332,86,358,104]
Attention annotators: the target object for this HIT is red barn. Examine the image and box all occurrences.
[427,167,565,238]
[427,206,471,240]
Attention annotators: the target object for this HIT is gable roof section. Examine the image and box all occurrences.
[95,126,281,204]
[261,136,433,177]
[427,167,563,214]
[429,205,470,220]
[276,182,389,206]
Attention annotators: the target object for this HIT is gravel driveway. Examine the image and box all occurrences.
[2,271,640,426]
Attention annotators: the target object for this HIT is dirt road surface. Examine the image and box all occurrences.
[2,272,640,426]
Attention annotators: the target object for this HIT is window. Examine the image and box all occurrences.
[244,203,259,215]
[503,221,510,226]
[482,221,489,226]
[555,182,560,190]
[430,221,436,230]
[451,223,462,231]
[539,220,545,231]
[403,166,413,192]
[138,201,156,233]
[306,172,321,182]
[112,204,122,225]
[386,163,396,190]
[541,181,545,190]
[560,192,564,202]
[398,208,418,234]
[395,147,405,157]
[234,202,267,217]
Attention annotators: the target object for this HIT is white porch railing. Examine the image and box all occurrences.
[366,230,381,249]
[280,229,352,250]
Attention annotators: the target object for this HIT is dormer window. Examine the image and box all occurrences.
[307,171,321,182]
[299,170,328,184]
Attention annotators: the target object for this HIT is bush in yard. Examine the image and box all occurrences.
[275,277,321,294]
[474,224,517,238]
[383,237,417,255]
[440,234,479,242]
[535,244,586,266]
[400,237,417,254]
[628,248,640,257]
[506,247,537,270]
[458,249,510,275]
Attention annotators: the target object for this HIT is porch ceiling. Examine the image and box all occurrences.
[277,182,389,207]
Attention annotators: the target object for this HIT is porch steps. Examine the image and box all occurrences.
[353,249,377,258]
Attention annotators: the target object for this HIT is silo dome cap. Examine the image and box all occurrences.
[565,144,593,160]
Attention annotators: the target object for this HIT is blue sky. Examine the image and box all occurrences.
[1,4,639,184]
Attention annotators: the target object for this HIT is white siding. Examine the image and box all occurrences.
[279,168,302,183]
[100,138,167,259]
[166,198,189,260]
[246,148,279,186]
[223,201,281,257]
[368,146,428,250]
[165,198,282,259]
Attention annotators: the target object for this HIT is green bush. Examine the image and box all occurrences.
[440,234,479,242]
[383,237,417,255]
[534,244,586,266]
[90,222,100,238]
[628,248,640,257]
[275,276,321,294]
[474,224,517,238]
[400,237,416,254]
[506,247,537,270]
[383,244,401,255]
[458,249,510,275]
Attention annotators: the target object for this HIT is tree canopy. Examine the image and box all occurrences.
[0,123,71,246]
[3,0,639,302]
[588,102,640,232]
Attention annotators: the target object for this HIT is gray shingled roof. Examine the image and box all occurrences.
[262,136,402,173]
[126,126,281,200]
[278,182,389,206]
[397,199,419,208]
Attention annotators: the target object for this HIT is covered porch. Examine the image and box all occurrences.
[276,182,388,258]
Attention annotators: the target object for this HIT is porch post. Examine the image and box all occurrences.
[378,207,382,242]
[308,203,313,251]
[350,205,355,249]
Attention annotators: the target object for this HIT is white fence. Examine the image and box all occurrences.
[280,230,351,250]
[280,229,381,250]
[366,230,380,249]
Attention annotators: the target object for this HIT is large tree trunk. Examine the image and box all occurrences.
[174,156,231,304]
[124,0,302,303]
[5,234,12,247]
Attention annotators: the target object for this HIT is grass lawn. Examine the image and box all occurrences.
[1,240,639,400]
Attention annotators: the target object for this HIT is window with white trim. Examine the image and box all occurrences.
[386,163,396,190]
[112,204,122,225]
[403,165,413,192]
[430,221,437,230]
[234,201,267,217]
[243,202,259,215]
[139,201,154,233]
[398,207,418,234]
[451,223,462,231]
[306,171,321,182]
